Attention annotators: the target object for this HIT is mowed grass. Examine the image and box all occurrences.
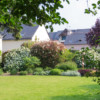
[0,76,100,100]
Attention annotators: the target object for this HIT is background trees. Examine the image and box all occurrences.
[86,19,100,47]
[0,0,69,39]
[0,0,100,39]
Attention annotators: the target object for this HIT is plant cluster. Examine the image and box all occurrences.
[31,41,66,68]
[61,71,80,76]
[3,47,30,71]
[56,61,77,71]
[75,47,100,68]
[21,41,35,49]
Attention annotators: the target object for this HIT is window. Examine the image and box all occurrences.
[61,36,66,40]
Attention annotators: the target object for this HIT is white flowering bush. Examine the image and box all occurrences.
[3,47,30,71]
[75,47,100,68]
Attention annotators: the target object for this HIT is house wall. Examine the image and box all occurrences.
[65,44,90,50]
[2,40,30,52]
[0,38,2,52]
[32,25,50,41]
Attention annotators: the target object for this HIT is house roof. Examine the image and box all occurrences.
[59,29,68,36]
[49,31,62,40]
[2,24,39,40]
[49,29,90,45]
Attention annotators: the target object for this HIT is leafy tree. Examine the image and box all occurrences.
[0,0,100,39]
[86,19,100,47]
[0,0,69,39]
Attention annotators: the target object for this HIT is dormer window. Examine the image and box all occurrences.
[79,39,82,42]
[61,36,66,40]
[59,36,66,42]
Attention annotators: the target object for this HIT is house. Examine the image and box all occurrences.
[49,28,90,50]
[2,24,50,52]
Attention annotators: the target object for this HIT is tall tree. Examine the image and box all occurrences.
[86,19,100,47]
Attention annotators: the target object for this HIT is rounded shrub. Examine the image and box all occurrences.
[26,68,33,74]
[34,71,46,75]
[30,41,66,68]
[0,69,3,75]
[33,67,46,75]
[34,67,43,72]
[61,71,81,76]
[56,61,77,71]
[22,56,41,71]
[49,69,62,75]
[10,68,18,75]
[3,47,30,71]
[19,71,28,75]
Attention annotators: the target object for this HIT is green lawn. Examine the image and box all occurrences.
[0,76,100,100]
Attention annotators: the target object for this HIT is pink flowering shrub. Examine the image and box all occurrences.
[30,41,66,68]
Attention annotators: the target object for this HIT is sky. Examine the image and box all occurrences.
[52,0,100,32]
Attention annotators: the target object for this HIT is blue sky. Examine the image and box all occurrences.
[53,0,100,32]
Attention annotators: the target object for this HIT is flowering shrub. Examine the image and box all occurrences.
[3,47,30,71]
[30,41,66,68]
[75,47,100,68]
[78,69,91,76]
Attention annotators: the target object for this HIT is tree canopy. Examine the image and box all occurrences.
[86,19,100,47]
[0,0,99,39]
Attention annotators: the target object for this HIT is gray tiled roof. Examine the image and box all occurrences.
[49,29,90,45]
[49,31,62,40]
[3,24,39,40]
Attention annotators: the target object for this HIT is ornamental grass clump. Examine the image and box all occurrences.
[30,41,66,68]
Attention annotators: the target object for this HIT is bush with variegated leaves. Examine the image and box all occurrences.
[3,47,30,71]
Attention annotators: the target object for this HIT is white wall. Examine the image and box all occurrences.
[65,44,90,50]
[2,40,30,52]
[32,25,50,41]
[0,37,2,52]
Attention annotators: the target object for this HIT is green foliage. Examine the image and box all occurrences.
[34,67,43,73]
[22,56,41,71]
[34,71,46,75]
[3,47,30,71]
[61,71,81,76]
[75,47,100,68]
[0,0,69,39]
[0,50,1,63]
[0,50,1,56]
[10,68,18,75]
[33,67,46,75]
[26,68,33,74]
[59,49,75,62]
[44,67,52,71]
[56,61,77,71]
[31,41,66,68]
[19,71,28,75]
[0,69,3,75]
[21,41,35,49]
[49,69,62,75]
